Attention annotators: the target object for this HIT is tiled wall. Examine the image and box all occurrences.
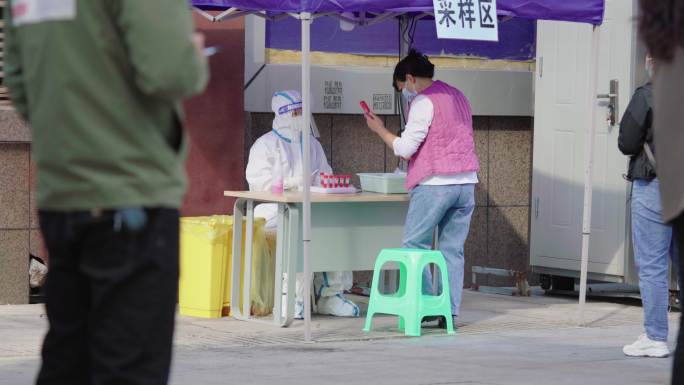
[0,109,43,304]
[247,113,533,287]
[0,108,533,305]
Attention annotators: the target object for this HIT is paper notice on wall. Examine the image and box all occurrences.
[323,80,343,110]
[433,0,499,42]
[372,94,393,112]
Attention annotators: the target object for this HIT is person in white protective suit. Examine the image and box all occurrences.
[246,90,360,319]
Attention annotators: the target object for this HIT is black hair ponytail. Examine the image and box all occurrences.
[392,49,435,91]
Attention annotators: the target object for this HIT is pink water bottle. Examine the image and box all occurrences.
[271,142,284,194]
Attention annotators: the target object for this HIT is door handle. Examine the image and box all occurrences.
[597,79,619,126]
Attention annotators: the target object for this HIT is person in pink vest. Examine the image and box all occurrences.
[364,49,479,328]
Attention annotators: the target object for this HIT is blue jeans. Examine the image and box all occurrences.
[632,178,673,342]
[403,184,475,316]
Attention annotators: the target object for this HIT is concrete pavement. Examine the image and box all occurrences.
[0,290,677,384]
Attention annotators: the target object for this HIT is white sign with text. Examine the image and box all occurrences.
[11,0,76,27]
[433,0,499,42]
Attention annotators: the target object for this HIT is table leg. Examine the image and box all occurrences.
[229,199,300,327]
[241,201,255,318]
[230,199,246,320]
[272,204,286,326]
[283,204,299,327]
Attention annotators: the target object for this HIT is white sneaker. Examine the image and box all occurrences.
[294,300,304,320]
[317,294,360,318]
[622,334,670,358]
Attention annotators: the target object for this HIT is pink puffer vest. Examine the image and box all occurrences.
[405,80,480,190]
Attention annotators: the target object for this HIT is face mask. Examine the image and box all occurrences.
[645,58,654,79]
[402,81,418,102]
[291,115,306,132]
[290,115,306,143]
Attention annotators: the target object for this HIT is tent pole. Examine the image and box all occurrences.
[399,15,410,58]
[578,25,601,326]
[301,11,313,343]
[397,15,410,131]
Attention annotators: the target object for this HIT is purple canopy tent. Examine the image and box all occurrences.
[193,0,603,24]
[190,0,605,341]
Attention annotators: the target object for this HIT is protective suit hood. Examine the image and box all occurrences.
[271,90,319,141]
[272,90,302,141]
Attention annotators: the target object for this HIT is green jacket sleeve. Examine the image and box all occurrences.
[3,7,30,120]
[116,0,209,101]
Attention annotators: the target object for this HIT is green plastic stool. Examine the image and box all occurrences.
[363,248,454,337]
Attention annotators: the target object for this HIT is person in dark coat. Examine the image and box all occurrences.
[618,59,673,358]
[638,0,684,382]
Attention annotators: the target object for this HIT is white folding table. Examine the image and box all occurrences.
[224,191,409,327]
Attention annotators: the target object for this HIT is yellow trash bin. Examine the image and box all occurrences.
[178,216,230,318]
[178,216,274,318]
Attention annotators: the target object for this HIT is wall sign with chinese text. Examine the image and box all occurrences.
[433,0,499,42]
[372,94,393,111]
[323,80,343,110]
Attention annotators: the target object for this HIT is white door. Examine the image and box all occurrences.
[530,0,636,279]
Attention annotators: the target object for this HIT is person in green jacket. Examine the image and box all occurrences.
[4,1,209,384]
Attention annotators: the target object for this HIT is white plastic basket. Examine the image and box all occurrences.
[357,173,407,194]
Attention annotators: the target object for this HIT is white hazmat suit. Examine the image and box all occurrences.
[246,90,359,319]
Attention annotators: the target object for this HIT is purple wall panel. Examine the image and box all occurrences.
[266,17,535,61]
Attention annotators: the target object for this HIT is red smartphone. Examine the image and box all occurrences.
[359,101,371,114]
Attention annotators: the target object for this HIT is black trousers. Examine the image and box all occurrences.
[36,208,180,385]
[673,214,684,385]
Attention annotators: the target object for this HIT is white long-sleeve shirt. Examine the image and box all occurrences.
[392,95,478,186]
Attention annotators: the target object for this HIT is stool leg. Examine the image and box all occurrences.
[396,262,408,332]
[436,258,452,304]
[363,312,374,333]
[435,257,455,335]
[363,256,386,333]
[444,312,455,335]
[403,259,422,337]
[403,312,421,337]
[396,262,407,297]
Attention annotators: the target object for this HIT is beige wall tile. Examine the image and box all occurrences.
[0,230,29,304]
[464,207,488,287]
[331,115,385,187]
[0,110,31,143]
[487,206,530,286]
[0,144,30,229]
[473,129,489,207]
[30,229,47,262]
[489,130,532,207]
